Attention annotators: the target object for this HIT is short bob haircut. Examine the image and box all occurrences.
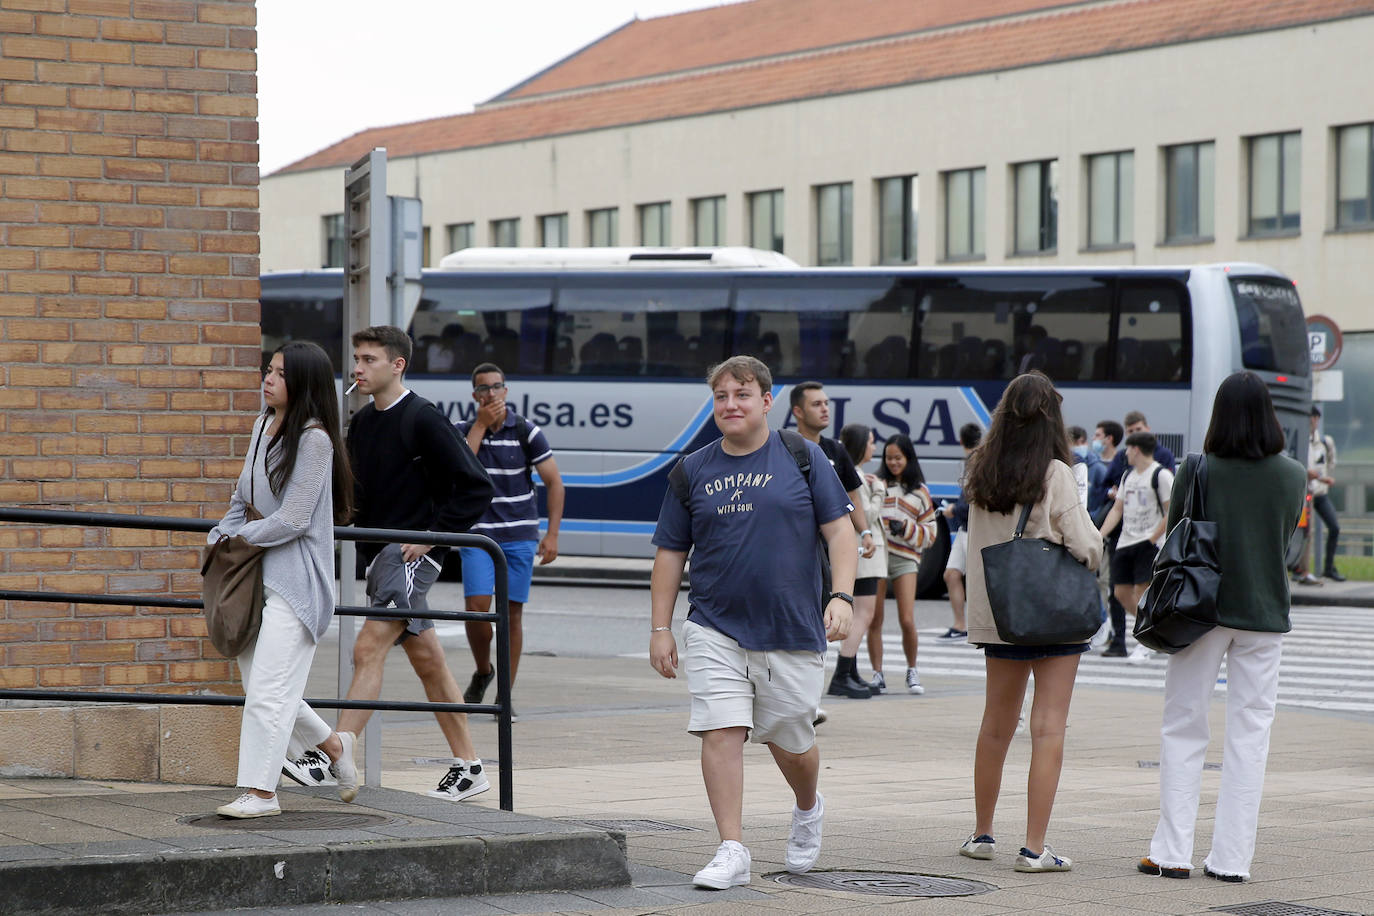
[1202,370,1287,459]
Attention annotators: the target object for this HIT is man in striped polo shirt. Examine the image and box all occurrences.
[457,362,565,711]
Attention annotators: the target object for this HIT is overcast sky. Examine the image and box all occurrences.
[257,0,739,175]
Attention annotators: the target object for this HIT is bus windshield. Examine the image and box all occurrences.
[1230,276,1309,376]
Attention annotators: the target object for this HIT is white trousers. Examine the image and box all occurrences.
[235,588,333,792]
[1149,625,1283,878]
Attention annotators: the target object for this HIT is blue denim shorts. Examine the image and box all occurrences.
[460,540,538,603]
[978,642,1090,661]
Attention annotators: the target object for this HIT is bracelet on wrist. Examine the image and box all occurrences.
[860,529,872,539]
[651,626,672,632]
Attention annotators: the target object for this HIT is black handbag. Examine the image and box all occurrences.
[201,426,267,658]
[1133,454,1220,654]
[982,502,1101,645]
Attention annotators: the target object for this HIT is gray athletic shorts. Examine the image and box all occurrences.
[682,619,824,755]
[365,543,443,643]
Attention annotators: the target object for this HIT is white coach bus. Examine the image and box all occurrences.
[261,251,1312,566]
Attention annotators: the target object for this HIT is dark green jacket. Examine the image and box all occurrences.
[1167,453,1306,633]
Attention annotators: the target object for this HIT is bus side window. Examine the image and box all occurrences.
[1116,282,1186,382]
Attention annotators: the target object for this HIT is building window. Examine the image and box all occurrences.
[587,207,618,246]
[815,183,852,266]
[1013,160,1058,253]
[692,196,725,246]
[943,167,984,259]
[322,213,346,268]
[638,202,670,246]
[490,218,519,247]
[421,226,431,268]
[446,222,473,254]
[1336,123,1374,228]
[539,213,568,247]
[1086,151,1134,247]
[1165,141,1215,242]
[877,175,918,264]
[1248,133,1300,235]
[749,189,784,253]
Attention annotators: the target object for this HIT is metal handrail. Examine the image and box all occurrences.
[0,506,514,811]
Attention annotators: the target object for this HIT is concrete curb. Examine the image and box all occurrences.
[0,831,630,915]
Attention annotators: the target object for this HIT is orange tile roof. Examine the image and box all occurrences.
[493,0,1078,101]
[274,0,1374,176]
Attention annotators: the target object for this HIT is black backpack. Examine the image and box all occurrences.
[666,429,832,608]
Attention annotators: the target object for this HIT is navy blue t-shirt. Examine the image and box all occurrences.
[652,432,853,653]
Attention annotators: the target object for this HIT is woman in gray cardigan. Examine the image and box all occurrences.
[209,341,357,819]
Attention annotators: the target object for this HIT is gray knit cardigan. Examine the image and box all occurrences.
[208,415,337,642]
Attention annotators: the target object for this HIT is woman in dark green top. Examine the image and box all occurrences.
[1140,372,1306,883]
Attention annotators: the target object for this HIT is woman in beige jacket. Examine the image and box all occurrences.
[958,372,1103,873]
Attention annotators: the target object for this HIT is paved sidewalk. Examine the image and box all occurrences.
[7,620,1374,913]
[171,635,1374,914]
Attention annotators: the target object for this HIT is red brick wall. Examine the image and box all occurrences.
[0,0,260,694]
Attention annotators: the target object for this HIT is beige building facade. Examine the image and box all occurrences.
[261,0,1374,530]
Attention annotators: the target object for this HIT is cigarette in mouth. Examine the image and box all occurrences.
[345,381,358,395]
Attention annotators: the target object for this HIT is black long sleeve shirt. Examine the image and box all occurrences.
[347,391,493,561]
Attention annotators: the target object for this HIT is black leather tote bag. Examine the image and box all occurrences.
[1133,454,1221,654]
[982,502,1101,645]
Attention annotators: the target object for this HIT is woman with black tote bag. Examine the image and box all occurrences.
[959,372,1103,872]
[1138,371,1305,882]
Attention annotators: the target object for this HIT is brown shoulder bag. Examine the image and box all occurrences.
[201,426,267,658]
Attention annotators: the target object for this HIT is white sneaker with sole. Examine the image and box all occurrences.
[331,730,359,803]
[959,833,995,860]
[906,668,925,695]
[427,759,491,801]
[693,840,751,889]
[281,748,337,787]
[1015,845,1072,872]
[215,792,280,819]
[786,792,824,873]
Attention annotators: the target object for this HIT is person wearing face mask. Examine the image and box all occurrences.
[1069,426,1107,516]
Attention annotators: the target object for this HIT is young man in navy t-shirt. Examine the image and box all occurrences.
[649,355,857,890]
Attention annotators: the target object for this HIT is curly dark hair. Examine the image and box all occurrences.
[963,371,1072,514]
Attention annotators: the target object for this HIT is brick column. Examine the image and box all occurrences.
[0,0,261,709]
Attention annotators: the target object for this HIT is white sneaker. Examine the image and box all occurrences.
[281,748,337,787]
[1126,643,1157,665]
[331,730,359,803]
[215,792,280,819]
[959,833,995,860]
[427,759,491,801]
[1015,844,1072,872]
[906,668,925,695]
[693,840,751,889]
[786,792,824,873]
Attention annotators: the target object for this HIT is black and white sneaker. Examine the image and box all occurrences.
[281,748,337,787]
[426,760,491,801]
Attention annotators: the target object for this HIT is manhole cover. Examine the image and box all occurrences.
[578,818,701,832]
[769,871,997,897]
[180,811,395,830]
[1211,903,1362,916]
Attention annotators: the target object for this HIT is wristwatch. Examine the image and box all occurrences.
[826,591,855,606]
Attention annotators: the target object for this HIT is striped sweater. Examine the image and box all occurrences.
[880,482,937,562]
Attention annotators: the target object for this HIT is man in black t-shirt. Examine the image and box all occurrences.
[790,382,877,704]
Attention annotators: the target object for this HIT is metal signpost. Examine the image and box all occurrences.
[340,149,424,786]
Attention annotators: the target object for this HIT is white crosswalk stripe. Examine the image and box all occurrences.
[847,606,1374,716]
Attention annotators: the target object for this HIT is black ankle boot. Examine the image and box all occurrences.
[827,655,872,698]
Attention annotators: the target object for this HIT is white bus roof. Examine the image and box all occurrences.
[437,246,800,270]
